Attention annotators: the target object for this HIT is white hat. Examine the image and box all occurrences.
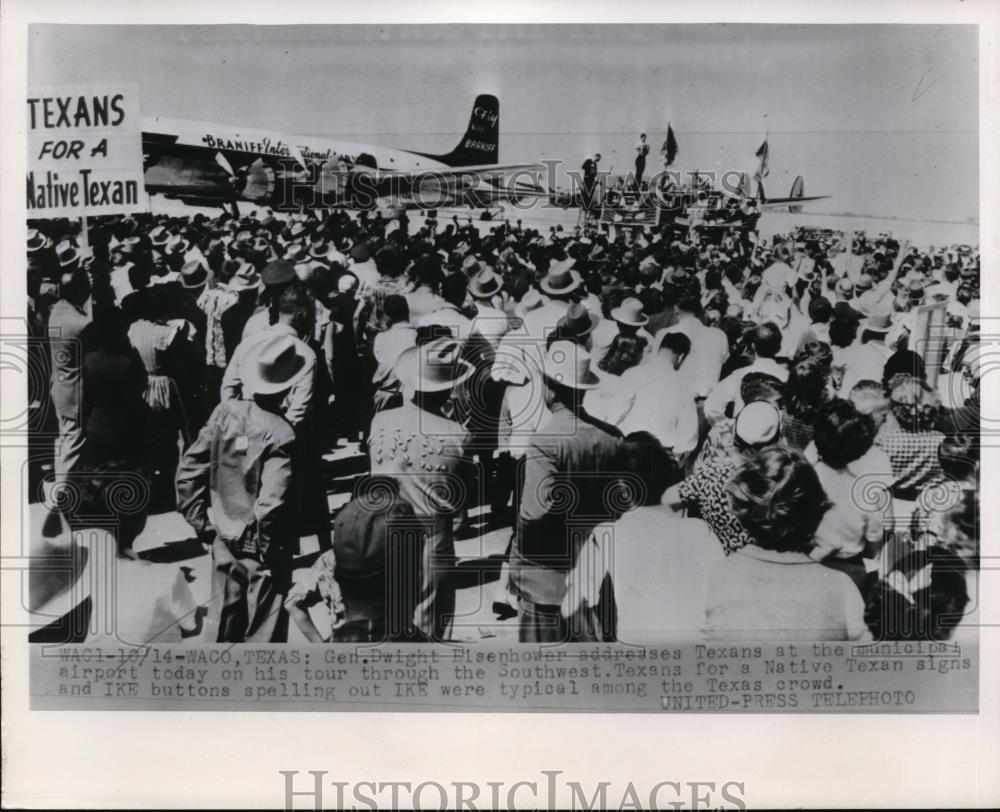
[735,401,782,447]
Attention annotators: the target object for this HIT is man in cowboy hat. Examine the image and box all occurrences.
[180,258,210,298]
[177,332,309,643]
[368,336,476,640]
[240,258,297,341]
[550,302,601,348]
[522,253,583,338]
[590,295,654,361]
[510,340,626,642]
[223,284,317,428]
[467,266,510,347]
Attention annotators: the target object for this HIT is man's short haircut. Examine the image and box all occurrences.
[383,294,409,324]
[623,431,681,504]
[808,295,833,324]
[813,398,876,469]
[441,272,468,307]
[658,330,691,357]
[752,322,782,359]
[277,282,313,316]
[128,264,151,289]
[829,315,858,348]
[740,371,787,406]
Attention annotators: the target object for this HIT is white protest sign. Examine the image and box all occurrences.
[27,83,149,218]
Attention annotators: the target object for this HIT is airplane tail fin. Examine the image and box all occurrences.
[788,175,804,213]
[422,94,499,167]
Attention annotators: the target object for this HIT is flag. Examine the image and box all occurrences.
[662,124,678,166]
[754,138,770,182]
[739,171,752,199]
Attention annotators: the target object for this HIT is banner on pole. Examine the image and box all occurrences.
[27,83,149,218]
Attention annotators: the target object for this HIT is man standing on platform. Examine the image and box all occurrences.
[634,133,650,188]
[581,153,602,211]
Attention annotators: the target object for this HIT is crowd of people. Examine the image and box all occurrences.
[26,199,981,644]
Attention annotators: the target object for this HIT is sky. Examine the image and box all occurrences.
[28,24,979,221]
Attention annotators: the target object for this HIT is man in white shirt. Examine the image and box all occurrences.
[372,295,417,374]
[656,280,729,399]
[838,311,893,395]
[758,297,811,360]
[704,322,788,424]
[617,331,699,460]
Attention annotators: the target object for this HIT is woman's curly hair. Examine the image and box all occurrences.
[726,446,831,552]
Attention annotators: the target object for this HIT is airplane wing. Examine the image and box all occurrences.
[758,194,831,208]
[372,162,546,180]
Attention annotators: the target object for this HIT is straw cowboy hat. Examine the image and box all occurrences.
[539,266,583,297]
[397,337,474,393]
[284,244,307,263]
[862,311,893,334]
[514,289,544,319]
[226,260,260,292]
[180,259,209,292]
[308,239,334,261]
[165,234,191,255]
[27,229,51,253]
[239,333,311,396]
[557,303,600,338]
[57,244,81,268]
[611,297,649,327]
[543,340,601,390]
[149,225,170,248]
[854,273,874,292]
[469,268,502,299]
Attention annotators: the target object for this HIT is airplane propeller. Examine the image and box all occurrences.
[214,151,237,181]
[212,151,275,202]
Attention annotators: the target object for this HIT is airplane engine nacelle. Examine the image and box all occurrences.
[238,158,276,203]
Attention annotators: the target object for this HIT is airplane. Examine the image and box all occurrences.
[739,140,831,211]
[141,94,549,213]
[754,174,831,212]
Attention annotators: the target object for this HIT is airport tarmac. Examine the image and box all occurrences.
[148,194,978,248]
